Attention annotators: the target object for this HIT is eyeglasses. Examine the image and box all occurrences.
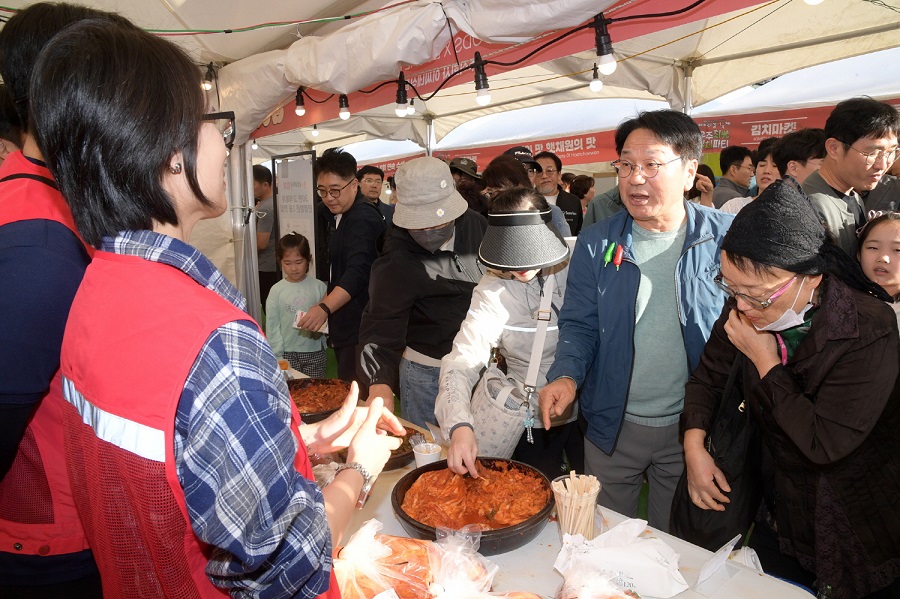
[542,167,558,175]
[611,156,682,179]
[526,168,538,175]
[842,143,899,168]
[202,111,235,150]
[714,272,797,310]
[360,178,382,185]
[316,179,354,199]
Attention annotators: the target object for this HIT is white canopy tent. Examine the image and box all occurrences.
[2,0,898,317]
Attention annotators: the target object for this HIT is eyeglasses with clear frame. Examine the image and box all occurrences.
[202,111,235,150]
[316,179,354,199]
[842,143,899,168]
[713,271,798,310]
[611,156,683,179]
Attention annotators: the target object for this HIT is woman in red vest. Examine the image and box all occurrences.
[31,20,403,598]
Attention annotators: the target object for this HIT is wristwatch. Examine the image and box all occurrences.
[334,461,374,508]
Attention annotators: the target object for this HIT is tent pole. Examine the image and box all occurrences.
[683,64,694,116]
[231,142,261,323]
[425,114,434,157]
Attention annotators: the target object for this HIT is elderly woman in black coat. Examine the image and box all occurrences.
[681,180,900,598]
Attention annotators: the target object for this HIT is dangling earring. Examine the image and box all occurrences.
[169,163,183,175]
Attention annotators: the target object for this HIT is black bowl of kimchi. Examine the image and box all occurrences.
[390,457,554,555]
[287,378,351,423]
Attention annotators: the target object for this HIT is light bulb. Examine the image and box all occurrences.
[407,99,416,115]
[200,63,214,91]
[803,0,825,4]
[311,124,319,138]
[385,187,392,195]
[338,94,350,120]
[251,139,258,150]
[473,52,491,107]
[394,73,408,118]
[295,88,306,116]
[590,64,603,93]
[598,53,617,76]
[395,103,407,118]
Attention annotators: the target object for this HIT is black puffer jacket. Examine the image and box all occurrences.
[357,209,486,390]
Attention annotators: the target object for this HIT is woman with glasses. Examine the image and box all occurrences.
[32,21,402,597]
[682,180,900,598]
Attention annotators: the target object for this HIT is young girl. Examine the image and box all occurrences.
[266,233,328,377]
[858,212,900,328]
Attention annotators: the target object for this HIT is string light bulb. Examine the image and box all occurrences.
[590,64,603,93]
[593,14,617,76]
[394,73,408,118]
[473,52,491,107]
[407,98,416,115]
[200,63,214,91]
[338,94,351,120]
[311,124,319,138]
[803,0,825,4]
[295,88,306,117]
[251,139,258,150]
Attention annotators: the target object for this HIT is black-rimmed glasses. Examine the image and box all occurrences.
[202,110,236,150]
[316,179,354,199]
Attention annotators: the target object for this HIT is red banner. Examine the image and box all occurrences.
[394,98,900,174]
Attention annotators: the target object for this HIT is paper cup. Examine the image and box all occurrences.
[413,442,442,467]
[552,473,602,540]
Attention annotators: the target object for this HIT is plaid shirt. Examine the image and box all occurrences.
[103,231,331,598]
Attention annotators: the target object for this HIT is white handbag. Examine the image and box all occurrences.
[470,273,557,458]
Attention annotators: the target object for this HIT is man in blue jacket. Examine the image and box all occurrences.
[540,110,732,532]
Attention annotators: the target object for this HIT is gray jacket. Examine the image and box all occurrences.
[435,264,575,440]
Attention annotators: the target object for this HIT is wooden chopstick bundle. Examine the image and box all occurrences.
[552,471,601,539]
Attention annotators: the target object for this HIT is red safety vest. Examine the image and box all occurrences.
[59,249,339,598]
[0,151,93,559]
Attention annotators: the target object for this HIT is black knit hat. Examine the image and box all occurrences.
[479,210,569,271]
[722,179,825,274]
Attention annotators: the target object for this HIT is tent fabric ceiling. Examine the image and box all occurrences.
[2,0,898,153]
[242,0,900,155]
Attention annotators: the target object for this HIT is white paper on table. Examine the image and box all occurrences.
[698,534,742,585]
[554,518,689,598]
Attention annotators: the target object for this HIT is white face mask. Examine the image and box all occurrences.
[754,277,815,332]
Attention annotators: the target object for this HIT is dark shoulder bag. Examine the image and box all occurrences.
[670,356,762,551]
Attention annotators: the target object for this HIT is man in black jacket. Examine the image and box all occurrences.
[359,157,486,427]
[535,151,583,235]
[298,148,385,388]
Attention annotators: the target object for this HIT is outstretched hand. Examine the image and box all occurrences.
[303,382,405,454]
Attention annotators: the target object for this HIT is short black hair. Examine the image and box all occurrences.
[31,20,211,248]
[753,137,780,165]
[0,85,23,147]
[0,2,136,126]
[490,187,549,213]
[534,151,562,171]
[315,148,356,181]
[561,172,576,186]
[356,165,384,181]
[825,97,900,146]
[253,164,273,186]
[387,175,396,190]
[718,145,753,174]
[568,175,594,200]
[276,232,312,263]
[482,154,531,190]
[615,110,702,163]
[772,128,826,177]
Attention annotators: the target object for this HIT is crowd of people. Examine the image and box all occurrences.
[1,3,899,598]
